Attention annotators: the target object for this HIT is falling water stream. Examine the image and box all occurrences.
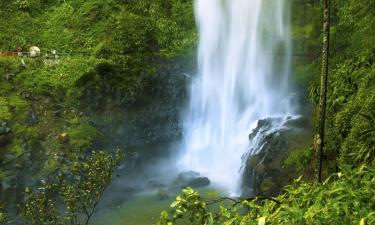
[179,0,294,195]
[93,1,296,224]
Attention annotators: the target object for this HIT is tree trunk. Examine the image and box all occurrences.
[317,0,331,183]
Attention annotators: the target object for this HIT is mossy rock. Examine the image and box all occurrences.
[241,116,312,197]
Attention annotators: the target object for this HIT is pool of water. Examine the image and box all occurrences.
[91,185,224,225]
[91,192,170,225]
[89,155,231,225]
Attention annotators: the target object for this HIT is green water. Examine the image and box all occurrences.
[91,194,170,225]
[91,187,223,225]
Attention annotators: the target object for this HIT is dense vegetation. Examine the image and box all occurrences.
[0,0,374,224]
[158,165,374,224]
[158,0,375,224]
[0,0,195,224]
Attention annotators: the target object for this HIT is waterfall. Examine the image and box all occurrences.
[178,0,295,195]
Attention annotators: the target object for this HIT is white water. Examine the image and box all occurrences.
[178,0,295,195]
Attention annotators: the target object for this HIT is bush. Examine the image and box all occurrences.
[159,165,375,225]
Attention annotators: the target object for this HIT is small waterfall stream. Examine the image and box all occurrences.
[178,0,295,195]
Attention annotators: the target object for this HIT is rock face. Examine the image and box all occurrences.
[241,116,311,197]
[82,58,195,169]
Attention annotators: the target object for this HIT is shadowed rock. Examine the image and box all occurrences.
[173,171,211,189]
[241,116,311,197]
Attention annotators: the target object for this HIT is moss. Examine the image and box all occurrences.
[0,98,11,121]
[284,146,312,172]
[67,124,101,149]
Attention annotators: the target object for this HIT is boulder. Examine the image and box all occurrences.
[173,171,211,189]
[241,116,311,197]
[187,177,210,188]
[177,171,200,183]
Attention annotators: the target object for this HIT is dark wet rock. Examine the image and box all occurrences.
[284,116,311,129]
[241,116,311,197]
[173,171,211,189]
[186,177,210,188]
[177,171,200,183]
[80,59,193,158]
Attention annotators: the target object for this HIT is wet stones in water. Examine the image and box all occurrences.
[177,171,200,182]
[174,171,211,189]
[186,177,210,188]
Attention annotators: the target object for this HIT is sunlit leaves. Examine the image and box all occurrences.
[21,151,120,225]
[159,166,375,225]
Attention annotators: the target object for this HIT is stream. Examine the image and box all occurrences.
[93,0,296,224]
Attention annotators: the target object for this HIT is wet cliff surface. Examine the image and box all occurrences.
[241,116,312,197]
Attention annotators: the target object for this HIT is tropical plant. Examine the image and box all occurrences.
[158,165,375,225]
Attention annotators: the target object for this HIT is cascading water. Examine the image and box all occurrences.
[178,0,295,195]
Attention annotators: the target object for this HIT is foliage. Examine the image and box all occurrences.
[66,124,101,149]
[158,188,211,225]
[159,165,375,225]
[0,0,196,105]
[0,0,373,224]
[0,201,6,225]
[0,59,117,224]
[292,0,375,171]
[0,0,194,224]
[284,146,312,172]
[326,59,375,165]
[21,150,122,225]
